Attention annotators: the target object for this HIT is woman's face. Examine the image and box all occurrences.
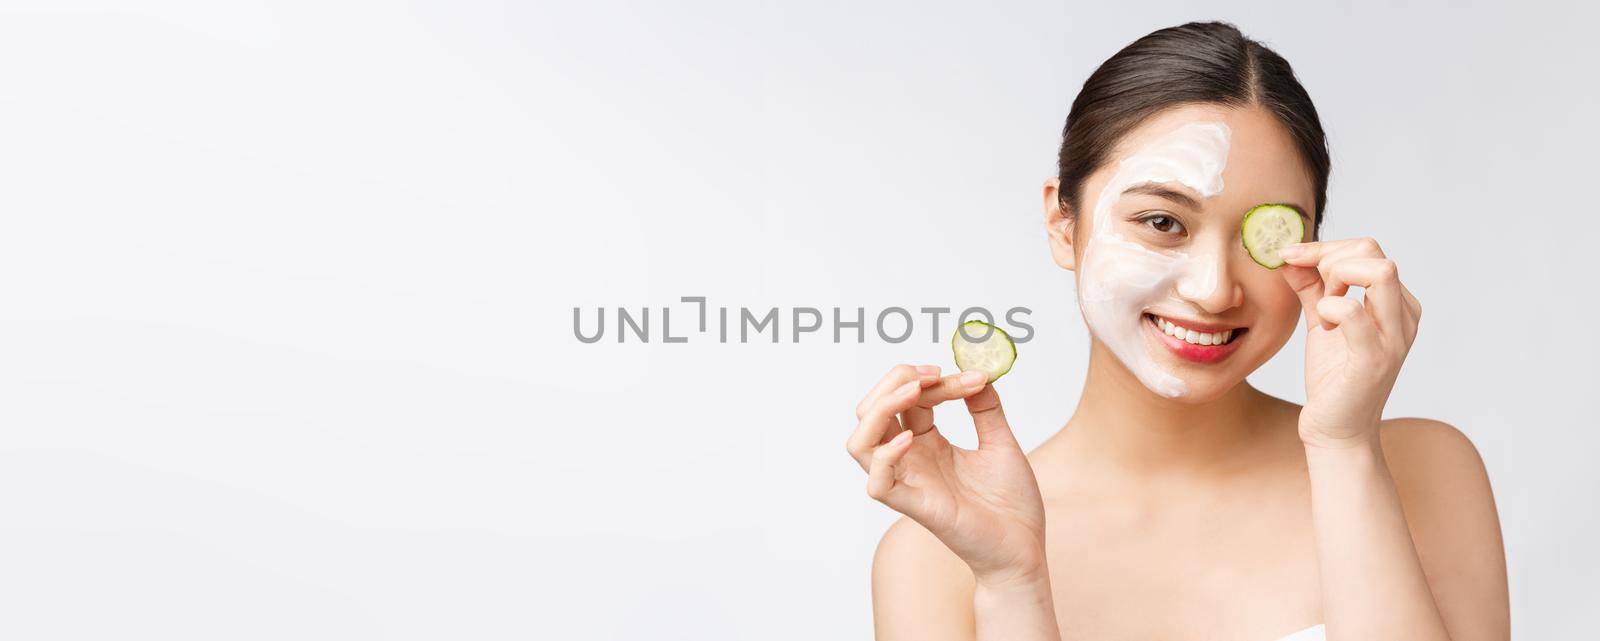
[1045,104,1316,402]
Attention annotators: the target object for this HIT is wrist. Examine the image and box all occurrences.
[974,567,1053,600]
[1302,429,1387,474]
[972,564,1062,641]
[973,560,1051,593]
[1299,421,1381,451]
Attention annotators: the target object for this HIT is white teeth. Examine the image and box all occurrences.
[1152,315,1233,346]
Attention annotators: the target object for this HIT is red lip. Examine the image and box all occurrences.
[1143,313,1244,364]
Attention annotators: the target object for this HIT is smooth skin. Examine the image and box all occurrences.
[845,104,1508,641]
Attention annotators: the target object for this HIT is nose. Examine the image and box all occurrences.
[1175,251,1242,314]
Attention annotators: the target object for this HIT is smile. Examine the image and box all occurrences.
[1142,313,1247,364]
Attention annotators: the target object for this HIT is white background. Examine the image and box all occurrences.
[1,1,1595,639]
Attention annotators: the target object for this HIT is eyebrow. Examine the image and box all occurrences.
[1121,182,1202,210]
[1122,181,1315,225]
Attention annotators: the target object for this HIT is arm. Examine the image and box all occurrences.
[872,517,1061,641]
[1305,433,1445,639]
[1305,419,1507,640]
[1279,238,1509,640]
[972,571,1062,641]
[1382,419,1507,639]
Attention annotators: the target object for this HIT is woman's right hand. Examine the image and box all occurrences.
[846,364,1049,587]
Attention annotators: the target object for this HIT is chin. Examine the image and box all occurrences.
[1157,372,1243,404]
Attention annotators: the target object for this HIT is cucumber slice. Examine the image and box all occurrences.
[951,320,1016,384]
[1240,204,1305,269]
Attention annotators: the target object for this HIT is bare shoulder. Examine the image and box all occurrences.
[1376,417,1498,526]
[1377,417,1511,639]
[1377,417,1490,487]
[871,516,973,640]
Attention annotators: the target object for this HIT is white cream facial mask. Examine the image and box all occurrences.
[1076,121,1231,398]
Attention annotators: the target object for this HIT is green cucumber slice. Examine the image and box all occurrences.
[1240,203,1306,269]
[951,321,1016,384]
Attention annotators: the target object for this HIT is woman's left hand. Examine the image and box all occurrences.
[1277,238,1423,448]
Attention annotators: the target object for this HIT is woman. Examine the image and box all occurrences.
[844,22,1508,641]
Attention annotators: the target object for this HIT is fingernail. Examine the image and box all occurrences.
[1278,244,1304,259]
[915,365,940,378]
[891,430,912,445]
[894,381,919,398]
[959,370,987,389]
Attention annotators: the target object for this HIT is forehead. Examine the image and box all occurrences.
[1105,103,1315,209]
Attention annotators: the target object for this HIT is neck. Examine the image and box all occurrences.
[1058,342,1278,479]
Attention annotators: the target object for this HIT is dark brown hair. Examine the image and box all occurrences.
[1056,21,1330,233]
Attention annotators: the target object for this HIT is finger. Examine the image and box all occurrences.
[1315,241,1388,291]
[882,368,944,444]
[1279,263,1325,329]
[1277,236,1387,268]
[856,364,940,420]
[848,364,938,466]
[1400,284,1422,346]
[902,370,990,435]
[963,384,1018,451]
[1315,295,1380,355]
[847,378,922,471]
[1323,258,1405,340]
[1401,285,1421,319]
[1279,238,1389,331]
[866,429,917,507]
[880,411,909,447]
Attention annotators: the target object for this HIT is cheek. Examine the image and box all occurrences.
[1078,237,1181,305]
[1244,271,1304,334]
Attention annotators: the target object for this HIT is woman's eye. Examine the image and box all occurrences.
[1140,214,1185,235]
